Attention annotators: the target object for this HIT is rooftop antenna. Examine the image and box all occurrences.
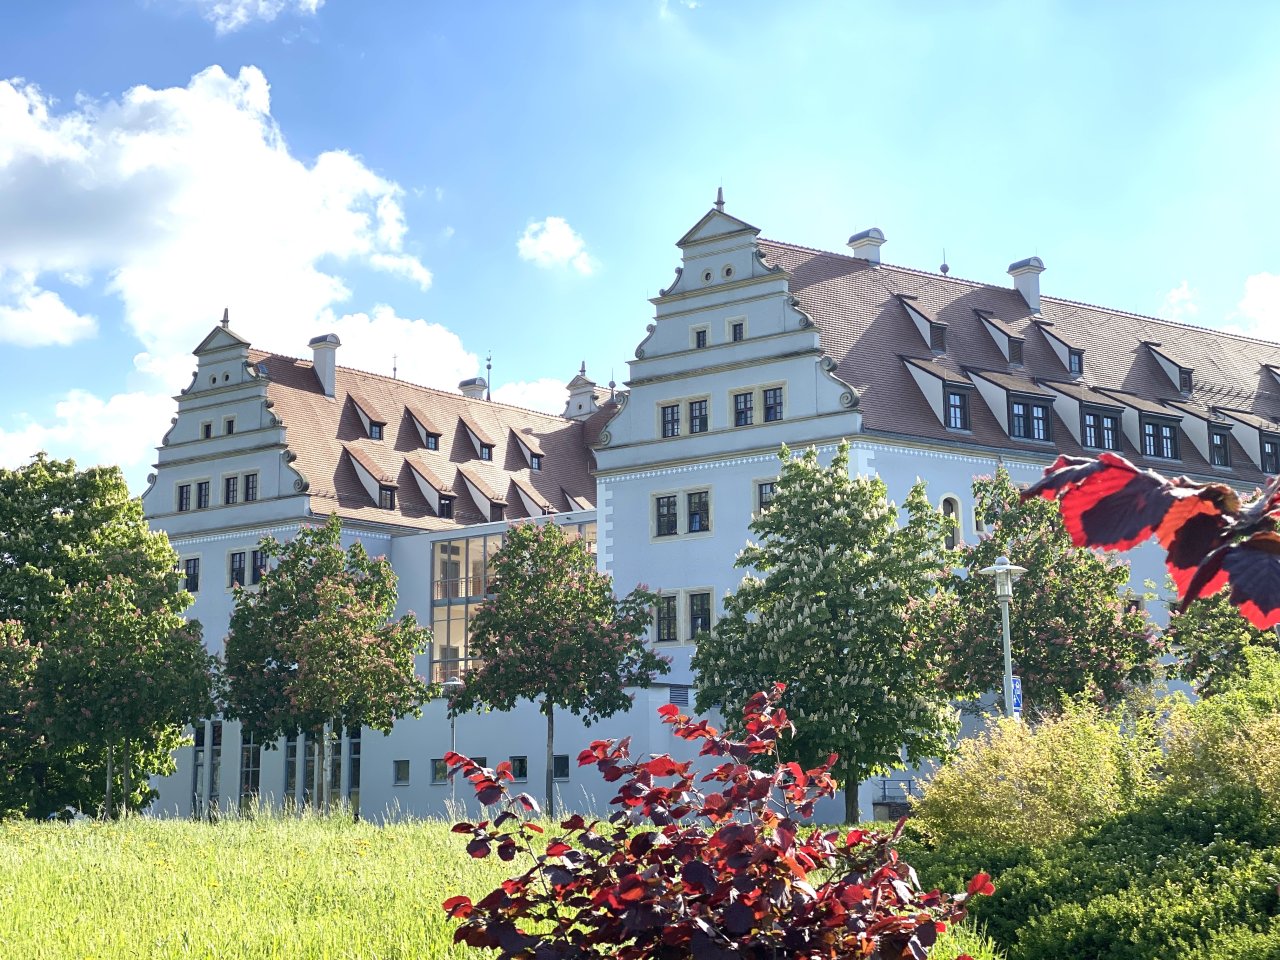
[714,186,725,212]
[392,354,398,380]
[940,249,950,275]
[485,352,492,402]
[221,307,229,328]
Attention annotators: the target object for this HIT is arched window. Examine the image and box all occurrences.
[941,497,960,550]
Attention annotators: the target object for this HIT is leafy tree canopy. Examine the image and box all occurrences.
[1164,588,1280,697]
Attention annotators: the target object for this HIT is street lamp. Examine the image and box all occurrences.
[978,556,1027,719]
[442,676,465,806]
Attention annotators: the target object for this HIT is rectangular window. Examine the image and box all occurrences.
[426,434,439,451]
[197,481,210,509]
[192,723,206,816]
[1011,400,1050,441]
[530,454,543,471]
[553,754,569,781]
[731,321,744,342]
[734,392,754,427]
[509,756,528,781]
[1085,411,1118,450]
[929,323,946,352]
[183,558,200,593]
[224,476,239,505]
[689,592,711,639]
[431,759,448,783]
[1069,350,1084,375]
[1179,369,1193,393]
[239,734,261,809]
[687,399,709,434]
[224,418,235,435]
[348,727,361,815]
[1101,414,1118,451]
[251,549,265,585]
[379,486,396,510]
[393,759,410,785]
[284,735,297,800]
[202,423,212,440]
[1031,404,1049,441]
[480,445,493,461]
[244,473,258,502]
[1009,339,1024,365]
[656,596,677,642]
[1142,420,1179,459]
[655,495,678,537]
[687,491,710,533]
[370,423,384,441]
[490,504,505,523]
[945,390,969,430]
[229,552,246,587]
[661,404,680,438]
[757,481,776,511]
[1211,430,1231,467]
[1264,438,1280,475]
[763,387,783,423]
[695,329,708,349]
[177,484,191,512]
[438,497,454,519]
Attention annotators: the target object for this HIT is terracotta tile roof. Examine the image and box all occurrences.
[457,465,507,506]
[248,349,594,532]
[405,455,452,494]
[968,368,1054,397]
[511,475,553,512]
[1219,407,1280,432]
[405,403,440,436]
[902,356,972,385]
[459,412,496,448]
[511,427,545,456]
[345,444,397,485]
[1039,379,1122,407]
[1095,389,1181,418]
[758,238,1280,485]
[347,391,388,424]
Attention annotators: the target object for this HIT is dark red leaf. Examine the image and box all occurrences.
[441,895,473,919]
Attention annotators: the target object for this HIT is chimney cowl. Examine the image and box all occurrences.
[459,377,488,399]
[847,227,886,264]
[1008,257,1046,312]
[309,333,341,398]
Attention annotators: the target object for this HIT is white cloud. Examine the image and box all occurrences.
[1236,273,1280,337]
[517,217,596,275]
[179,0,323,34]
[491,378,569,416]
[319,305,479,390]
[369,253,433,291]
[1160,280,1199,323]
[0,272,96,346]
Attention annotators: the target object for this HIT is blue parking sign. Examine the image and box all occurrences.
[1012,675,1023,718]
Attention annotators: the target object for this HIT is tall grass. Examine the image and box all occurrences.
[0,813,1002,959]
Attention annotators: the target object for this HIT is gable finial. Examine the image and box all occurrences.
[486,351,492,402]
[579,360,587,377]
[221,307,229,328]
[392,353,398,380]
[714,186,725,212]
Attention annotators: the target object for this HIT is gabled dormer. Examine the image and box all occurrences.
[896,295,947,354]
[511,428,545,470]
[457,465,507,522]
[1165,400,1236,468]
[1217,407,1280,474]
[1095,389,1185,460]
[975,309,1025,366]
[344,445,397,509]
[348,392,388,441]
[405,456,454,517]
[967,369,1056,443]
[1144,341,1194,394]
[405,403,442,450]
[1035,320,1085,378]
[901,356,972,431]
[459,412,496,461]
[1265,364,1280,392]
[511,475,555,516]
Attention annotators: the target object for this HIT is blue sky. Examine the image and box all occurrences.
[1,0,1278,490]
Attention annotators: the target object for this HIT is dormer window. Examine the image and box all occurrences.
[1069,350,1084,375]
[490,504,505,522]
[1210,429,1231,468]
[929,323,946,352]
[439,496,454,519]
[370,423,384,441]
[1264,436,1280,474]
[945,389,970,431]
[1008,339,1024,366]
[1142,418,1179,459]
[378,486,396,510]
[425,434,439,451]
[480,445,493,461]
[1179,369,1193,393]
[1083,409,1120,451]
[1010,398,1051,442]
[530,454,543,471]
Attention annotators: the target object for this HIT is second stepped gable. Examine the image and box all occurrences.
[248,337,600,531]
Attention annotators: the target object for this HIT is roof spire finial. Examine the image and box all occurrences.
[940,248,950,275]
[579,360,587,377]
[609,369,616,401]
[392,353,398,380]
[486,351,492,402]
[714,186,725,212]
[221,307,229,328]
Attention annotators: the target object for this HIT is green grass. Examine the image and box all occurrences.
[0,814,1002,959]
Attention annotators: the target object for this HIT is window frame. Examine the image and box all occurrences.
[686,490,710,534]
[438,496,454,519]
[509,756,529,782]
[177,483,192,512]
[660,403,681,438]
[763,386,784,423]
[229,551,246,588]
[1263,435,1280,475]
[655,595,678,643]
[1009,395,1052,442]
[251,548,266,586]
[379,486,396,510]
[530,453,543,471]
[480,445,493,461]
[393,759,411,786]
[552,754,570,781]
[224,417,236,435]
[945,388,970,431]
[655,495,678,537]
[1069,349,1084,375]
[196,480,211,510]
[688,398,709,434]
[733,391,754,427]
[1082,408,1121,451]
[369,422,384,441]
[224,475,239,506]
[1210,429,1231,468]
[182,557,201,593]
[757,480,776,512]
[693,327,709,349]
[1141,417,1180,460]
[726,316,746,343]
[688,592,712,640]
[425,434,439,451]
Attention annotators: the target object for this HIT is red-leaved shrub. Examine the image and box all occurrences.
[443,683,990,959]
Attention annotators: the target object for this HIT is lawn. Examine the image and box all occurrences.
[0,814,1000,959]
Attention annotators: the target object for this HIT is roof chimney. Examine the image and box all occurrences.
[459,377,488,400]
[1008,257,1046,313]
[847,227,886,264]
[308,333,340,398]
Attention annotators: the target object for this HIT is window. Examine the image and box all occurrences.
[425,434,439,451]
[284,735,298,800]
[1009,339,1024,365]
[687,491,710,533]
[763,387,783,423]
[730,321,744,342]
[202,423,213,440]
[654,495,677,536]
[244,473,258,502]
[683,399,707,434]
[224,476,239,505]
[183,558,200,593]
[757,481,776,511]
[929,323,946,352]
[239,734,261,809]
[490,504,505,522]
[530,454,543,471]
[509,756,528,782]
[1211,430,1231,467]
[552,755,570,781]
[348,727,361,815]
[1010,399,1051,441]
[661,404,680,438]
[480,445,493,461]
[177,484,191,512]
[229,551,246,587]
[1069,350,1084,375]
[224,418,235,435]
[1179,369,1193,393]
[251,549,265,586]
[438,497,454,519]
[393,759,410,785]
[1083,411,1120,451]
[695,329,708,349]
[945,390,969,431]
[942,498,959,550]
[370,423,383,441]
[689,592,711,639]
[379,486,396,510]
[734,392,754,427]
[1142,419,1179,459]
[197,481,210,509]
[1264,438,1280,475]
[431,759,448,783]
[656,596,677,642]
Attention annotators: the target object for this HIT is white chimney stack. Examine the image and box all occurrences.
[1008,257,1046,313]
[309,333,340,398]
[847,227,886,264]
[459,377,488,400]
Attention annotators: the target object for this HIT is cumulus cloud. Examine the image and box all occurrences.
[0,272,96,346]
[319,305,478,389]
[1236,273,1280,337]
[179,0,323,34]
[1160,280,1199,323]
[517,217,596,275]
[491,378,570,416]
[0,390,172,477]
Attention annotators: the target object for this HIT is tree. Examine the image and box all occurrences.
[223,513,431,806]
[928,466,1161,713]
[1165,589,1280,696]
[450,520,668,820]
[693,442,958,824]
[0,454,215,818]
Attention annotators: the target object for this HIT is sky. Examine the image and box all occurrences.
[1,0,1278,492]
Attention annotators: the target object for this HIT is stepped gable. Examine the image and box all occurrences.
[249,349,595,531]
[759,239,1280,484]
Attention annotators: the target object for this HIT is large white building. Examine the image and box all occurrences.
[143,196,1280,821]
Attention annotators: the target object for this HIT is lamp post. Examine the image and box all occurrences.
[978,556,1027,719]
[442,676,465,806]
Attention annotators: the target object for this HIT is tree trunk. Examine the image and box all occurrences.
[104,744,114,820]
[843,769,861,825]
[545,700,555,821]
[121,740,131,818]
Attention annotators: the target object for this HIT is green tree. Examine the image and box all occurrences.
[222,514,431,805]
[451,521,668,819]
[1164,589,1280,696]
[0,454,215,817]
[0,622,40,808]
[929,466,1160,714]
[693,442,958,824]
